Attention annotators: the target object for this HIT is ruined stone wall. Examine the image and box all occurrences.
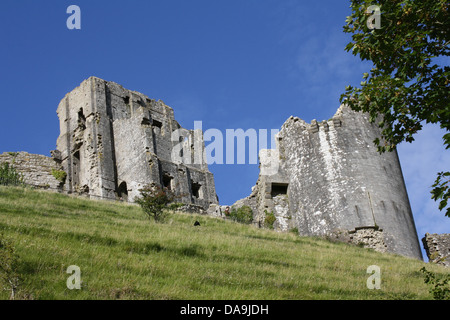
[0,152,64,190]
[55,77,218,209]
[326,227,388,253]
[422,233,450,267]
[235,105,422,260]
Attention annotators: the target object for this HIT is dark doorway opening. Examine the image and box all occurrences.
[162,173,173,191]
[118,181,128,201]
[72,151,81,189]
[191,182,202,199]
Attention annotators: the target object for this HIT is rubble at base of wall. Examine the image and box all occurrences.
[325,226,388,253]
[422,233,450,268]
[206,204,224,218]
[174,203,206,215]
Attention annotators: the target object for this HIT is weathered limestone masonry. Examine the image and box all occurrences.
[233,105,423,260]
[54,77,218,210]
[0,152,64,190]
[422,233,450,267]
[1,77,431,261]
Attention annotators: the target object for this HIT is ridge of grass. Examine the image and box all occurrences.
[0,186,448,300]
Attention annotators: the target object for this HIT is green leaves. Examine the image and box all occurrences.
[135,184,174,223]
[0,163,24,187]
[431,172,450,217]
[444,133,450,149]
[229,206,254,224]
[420,267,450,300]
[51,169,67,183]
[341,0,449,218]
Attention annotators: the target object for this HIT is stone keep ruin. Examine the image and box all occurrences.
[0,77,427,261]
[53,77,218,209]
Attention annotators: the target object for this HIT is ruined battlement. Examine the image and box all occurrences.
[284,115,342,134]
[282,105,352,135]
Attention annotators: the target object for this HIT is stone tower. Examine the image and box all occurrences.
[54,77,218,209]
[234,105,423,260]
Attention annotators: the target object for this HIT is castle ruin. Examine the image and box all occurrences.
[0,77,428,260]
[53,77,218,209]
[232,105,423,260]
[422,233,450,267]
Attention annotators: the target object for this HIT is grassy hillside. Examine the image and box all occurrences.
[0,186,448,300]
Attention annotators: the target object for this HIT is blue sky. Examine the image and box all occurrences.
[0,1,448,258]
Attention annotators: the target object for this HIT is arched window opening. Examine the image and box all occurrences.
[118,181,128,202]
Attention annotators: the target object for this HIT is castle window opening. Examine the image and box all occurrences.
[152,119,163,135]
[141,117,151,127]
[271,183,288,197]
[123,96,131,116]
[78,109,86,130]
[162,173,173,191]
[191,182,203,199]
[152,119,163,129]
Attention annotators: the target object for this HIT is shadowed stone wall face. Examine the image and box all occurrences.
[55,77,218,209]
[422,233,450,267]
[0,152,64,190]
[234,105,422,260]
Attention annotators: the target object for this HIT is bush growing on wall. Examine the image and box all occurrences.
[0,163,24,187]
[51,169,67,183]
[229,206,254,224]
[264,210,276,229]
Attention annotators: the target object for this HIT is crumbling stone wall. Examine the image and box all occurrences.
[422,233,450,267]
[348,227,388,253]
[0,77,424,262]
[272,194,291,232]
[0,152,64,190]
[234,105,422,260]
[326,227,388,253]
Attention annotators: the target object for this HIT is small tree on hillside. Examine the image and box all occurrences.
[135,184,174,223]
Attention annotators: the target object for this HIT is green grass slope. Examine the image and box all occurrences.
[0,186,448,300]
